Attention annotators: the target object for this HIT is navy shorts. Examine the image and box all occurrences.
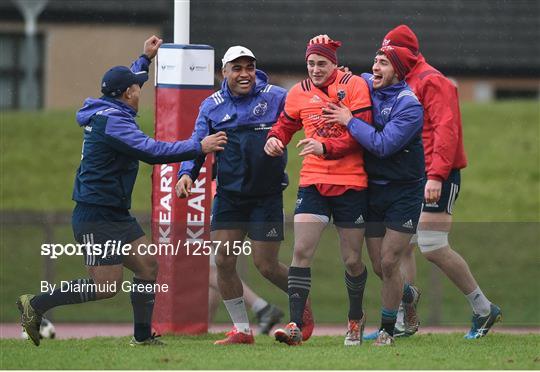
[422,169,461,214]
[365,181,424,237]
[72,202,145,266]
[294,186,368,228]
[211,190,284,241]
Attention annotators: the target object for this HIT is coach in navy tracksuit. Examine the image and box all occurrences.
[323,45,424,346]
[176,46,289,345]
[17,36,226,347]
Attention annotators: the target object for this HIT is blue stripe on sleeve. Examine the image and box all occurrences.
[103,111,202,164]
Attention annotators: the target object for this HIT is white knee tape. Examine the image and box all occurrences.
[409,233,418,245]
[417,230,449,253]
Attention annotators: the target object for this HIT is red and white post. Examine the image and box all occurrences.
[151,0,214,334]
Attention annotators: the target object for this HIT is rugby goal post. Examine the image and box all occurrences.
[151,0,214,334]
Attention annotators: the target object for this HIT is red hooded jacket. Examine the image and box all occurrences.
[383,25,467,181]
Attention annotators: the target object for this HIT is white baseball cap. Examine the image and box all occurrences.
[221,46,256,68]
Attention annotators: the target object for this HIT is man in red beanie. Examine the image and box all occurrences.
[323,44,425,346]
[382,25,501,340]
[265,35,373,346]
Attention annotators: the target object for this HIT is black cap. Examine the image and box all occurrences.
[100,66,149,97]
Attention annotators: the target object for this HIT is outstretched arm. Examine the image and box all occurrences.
[324,101,423,159]
[178,110,214,180]
[102,113,202,164]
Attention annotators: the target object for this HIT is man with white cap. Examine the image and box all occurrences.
[176,46,313,344]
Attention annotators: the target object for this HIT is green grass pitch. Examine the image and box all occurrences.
[1,101,539,370]
[1,333,539,369]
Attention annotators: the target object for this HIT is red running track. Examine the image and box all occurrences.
[1,323,538,340]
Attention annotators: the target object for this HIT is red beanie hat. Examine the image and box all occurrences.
[305,37,342,65]
[378,45,418,80]
[382,24,419,56]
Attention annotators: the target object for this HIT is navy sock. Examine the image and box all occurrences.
[402,283,414,303]
[380,308,398,336]
[345,268,367,320]
[288,266,311,328]
[30,279,97,314]
[130,277,156,342]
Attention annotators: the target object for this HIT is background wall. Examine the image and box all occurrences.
[1,0,538,110]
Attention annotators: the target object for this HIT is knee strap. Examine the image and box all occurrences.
[417,230,449,253]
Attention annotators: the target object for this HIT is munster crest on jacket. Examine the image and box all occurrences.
[253,101,268,117]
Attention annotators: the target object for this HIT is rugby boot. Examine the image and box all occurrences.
[373,329,395,346]
[344,313,366,346]
[464,303,502,339]
[403,285,421,336]
[301,298,314,341]
[274,322,302,346]
[363,329,379,341]
[214,327,254,345]
[130,333,165,346]
[16,294,42,346]
[256,304,284,335]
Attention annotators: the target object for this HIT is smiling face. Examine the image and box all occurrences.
[222,56,256,96]
[372,52,399,90]
[307,54,336,87]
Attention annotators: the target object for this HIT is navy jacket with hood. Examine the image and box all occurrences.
[178,70,288,196]
[346,73,425,183]
[73,56,202,209]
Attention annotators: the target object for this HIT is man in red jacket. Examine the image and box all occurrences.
[379,25,501,340]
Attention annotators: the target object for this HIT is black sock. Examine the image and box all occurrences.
[130,277,156,342]
[288,266,311,328]
[380,308,398,336]
[402,283,414,303]
[30,278,97,314]
[345,268,367,320]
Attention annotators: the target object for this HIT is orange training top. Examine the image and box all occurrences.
[268,70,372,188]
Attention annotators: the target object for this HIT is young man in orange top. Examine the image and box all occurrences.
[380,25,501,340]
[265,36,372,346]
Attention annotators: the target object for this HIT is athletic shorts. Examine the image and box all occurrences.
[211,190,284,242]
[422,169,461,214]
[365,181,423,237]
[294,186,367,228]
[72,202,145,266]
